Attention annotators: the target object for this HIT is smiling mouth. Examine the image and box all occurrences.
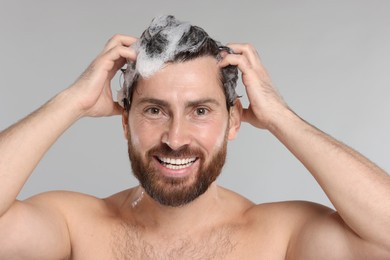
[156,156,198,170]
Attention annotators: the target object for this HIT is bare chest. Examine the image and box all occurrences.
[110,223,239,260]
[71,221,287,260]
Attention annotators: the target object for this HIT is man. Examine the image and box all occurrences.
[0,15,389,259]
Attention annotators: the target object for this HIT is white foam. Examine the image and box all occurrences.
[135,18,191,78]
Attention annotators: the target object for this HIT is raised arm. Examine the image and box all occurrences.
[219,43,390,258]
[0,35,137,259]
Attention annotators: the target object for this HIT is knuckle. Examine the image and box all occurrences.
[238,55,251,68]
[243,43,254,50]
[110,34,122,41]
[106,34,123,46]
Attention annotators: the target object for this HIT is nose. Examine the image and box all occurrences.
[162,116,191,150]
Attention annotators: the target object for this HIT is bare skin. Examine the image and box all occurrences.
[0,35,390,259]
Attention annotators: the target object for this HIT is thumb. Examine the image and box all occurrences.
[241,107,253,124]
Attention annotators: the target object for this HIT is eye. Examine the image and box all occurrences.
[195,107,208,116]
[145,107,161,116]
[150,107,160,114]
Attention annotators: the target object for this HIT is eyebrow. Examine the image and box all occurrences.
[186,98,222,108]
[137,98,169,107]
[137,97,222,109]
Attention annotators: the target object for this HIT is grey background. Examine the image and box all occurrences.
[1,0,389,209]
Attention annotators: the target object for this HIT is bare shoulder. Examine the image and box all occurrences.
[247,200,334,223]
[219,186,334,223]
[25,190,110,215]
[243,201,333,246]
[216,189,340,257]
[20,189,133,238]
[0,190,103,260]
[0,189,134,259]
[26,188,134,213]
[243,201,390,260]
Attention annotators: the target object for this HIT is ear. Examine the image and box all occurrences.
[228,99,242,140]
[122,110,130,140]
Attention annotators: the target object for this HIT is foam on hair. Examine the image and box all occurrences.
[118,15,238,109]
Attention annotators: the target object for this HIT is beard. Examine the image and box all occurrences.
[127,131,228,207]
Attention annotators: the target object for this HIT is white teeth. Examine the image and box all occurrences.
[158,157,196,169]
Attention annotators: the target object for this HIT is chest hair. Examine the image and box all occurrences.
[110,222,238,260]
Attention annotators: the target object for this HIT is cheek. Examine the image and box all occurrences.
[195,120,228,151]
[128,126,140,148]
[128,117,162,151]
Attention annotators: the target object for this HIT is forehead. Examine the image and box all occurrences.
[132,56,225,104]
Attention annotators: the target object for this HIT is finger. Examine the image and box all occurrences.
[220,52,271,84]
[241,107,266,129]
[227,43,262,69]
[219,54,267,99]
[103,83,123,116]
[219,53,252,76]
[111,46,137,73]
[102,34,138,53]
[99,45,137,72]
[241,108,253,124]
[112,49,134,73]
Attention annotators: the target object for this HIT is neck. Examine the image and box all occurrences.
[129,183,223,234]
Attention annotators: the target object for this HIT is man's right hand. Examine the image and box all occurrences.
[67,34,137,118]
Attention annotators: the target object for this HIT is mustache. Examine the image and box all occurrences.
[147,143,204,159]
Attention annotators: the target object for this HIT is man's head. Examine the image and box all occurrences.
[118,15,239,111]
[120,15,242,207]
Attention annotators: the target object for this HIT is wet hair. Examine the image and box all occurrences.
[118,15,239,111]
